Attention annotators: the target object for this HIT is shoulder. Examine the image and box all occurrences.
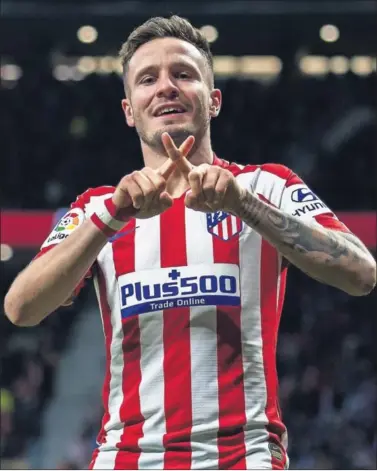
[71,185,116,214]
[259,163,293,181]
[219,159,295,207]
[218,158,294,187]
[217,156,293,181]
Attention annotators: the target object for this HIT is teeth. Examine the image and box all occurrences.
[157,107,183,116]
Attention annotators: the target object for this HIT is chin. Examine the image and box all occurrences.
[158,126,194,144]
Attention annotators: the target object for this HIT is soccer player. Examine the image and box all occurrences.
[4,15,376,470]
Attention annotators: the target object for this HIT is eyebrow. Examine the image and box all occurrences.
[133,65,157,84]
[133,60,200,84]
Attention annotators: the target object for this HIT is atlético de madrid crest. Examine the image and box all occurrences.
[206,211,243,241]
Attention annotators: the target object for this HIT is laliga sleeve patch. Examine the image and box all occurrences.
[41,208,85,248]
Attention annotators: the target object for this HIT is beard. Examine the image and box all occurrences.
[134,108,211,156]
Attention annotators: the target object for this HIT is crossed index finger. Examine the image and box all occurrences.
[161,132,194,181]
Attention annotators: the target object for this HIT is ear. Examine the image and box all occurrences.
[209,88,222,118]
[121,98,135,127]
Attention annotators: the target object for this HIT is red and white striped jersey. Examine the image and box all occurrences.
[38,157,350,470]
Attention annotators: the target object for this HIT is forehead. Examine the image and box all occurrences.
[127,37,207,79]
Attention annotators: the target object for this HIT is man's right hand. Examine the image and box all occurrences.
[112,135,194,219]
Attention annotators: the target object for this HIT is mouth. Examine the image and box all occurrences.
[153,105,188,119]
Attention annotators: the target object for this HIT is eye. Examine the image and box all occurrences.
[140,76,155,85]
[176,71,191,79]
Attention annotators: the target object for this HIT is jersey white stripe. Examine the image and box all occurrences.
[238,231,271,467]
[231,215,239,235]
[222,218,228,239]
[255,169,286,207]
[96,202,125,231]
[93,243,125,468]
[236,169,286,208]
[185,208,220,469]
[136,216,166,469]
[84,193,114,218]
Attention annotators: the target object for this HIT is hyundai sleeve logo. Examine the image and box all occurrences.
[291,188,318,203]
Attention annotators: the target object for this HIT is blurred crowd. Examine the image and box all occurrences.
[1,70,375,211]
[1,68,376,469]
[0,273,83,468]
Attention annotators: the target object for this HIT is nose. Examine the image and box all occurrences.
[156,74,179,99]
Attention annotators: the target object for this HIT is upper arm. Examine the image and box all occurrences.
[34,194,92,306]
[280,170,352,234]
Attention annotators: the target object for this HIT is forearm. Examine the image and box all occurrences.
[4,219,108,326]
[234,191,376,296]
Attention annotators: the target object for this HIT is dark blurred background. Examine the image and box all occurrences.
[1,0,376,469]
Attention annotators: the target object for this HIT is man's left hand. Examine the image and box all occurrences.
[161,132,245,213]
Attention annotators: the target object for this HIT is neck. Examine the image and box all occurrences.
[141,133,214,198]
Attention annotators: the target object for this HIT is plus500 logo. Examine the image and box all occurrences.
[121,274,237,305]
[118,264,241,317]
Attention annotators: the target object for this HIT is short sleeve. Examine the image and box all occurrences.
[280,171,351,233]
[33,186,116,302]
[34,194,91,300]
[36,196,87,257]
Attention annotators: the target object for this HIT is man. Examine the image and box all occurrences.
[4,15,376,470]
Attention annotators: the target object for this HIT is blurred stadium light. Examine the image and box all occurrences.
[319,24,340,43]
[200,25,219,43]
[77,25,98,44]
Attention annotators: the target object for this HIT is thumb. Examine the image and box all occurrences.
[159,191,174,207]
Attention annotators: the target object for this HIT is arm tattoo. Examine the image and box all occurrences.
[235,191,376,294]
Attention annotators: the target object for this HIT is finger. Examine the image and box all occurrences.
[161,132,192,180]
[158,159,176,180]
[159,191,174,208]
[179,135,195,157]
[125,177,144,209]
[142,167,167,193]
[161,132,180,161]
[157,135,195,180]
[213,171,231,205]
[202,169,221,202]
[141,167,169,209]
[135,168,166,209]
[184,190,197,210]
[117,176,133,208]
[188,169,204,198]
[184,191,212,212]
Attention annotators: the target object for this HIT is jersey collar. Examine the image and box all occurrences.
[212,153,229,168]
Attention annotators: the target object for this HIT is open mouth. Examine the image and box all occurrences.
[154,106,187,118]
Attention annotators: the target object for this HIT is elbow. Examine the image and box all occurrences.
[4,294,40,327]
[346,259,377,297]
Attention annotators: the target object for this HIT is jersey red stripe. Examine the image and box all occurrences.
[260,240,286,468]
[160,199,192,470]
[112,219,144,469]
[89,448,100,470]
[96,265,113,445]
[283,172,304,187]
[226,216,233,238]
[90,264,113,468]
[212,219,247,470]
[314,213,351,233]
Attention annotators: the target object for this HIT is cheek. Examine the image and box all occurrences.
[197,94,210,117]
[132,91,152,117]
[189,89,207,113]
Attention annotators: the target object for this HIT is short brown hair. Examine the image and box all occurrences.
[119,15,214,85]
